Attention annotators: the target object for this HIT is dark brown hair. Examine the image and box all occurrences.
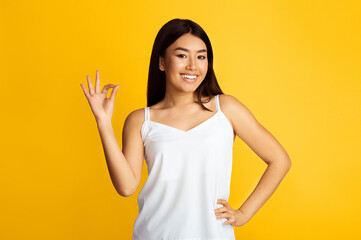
[147,18,223,111]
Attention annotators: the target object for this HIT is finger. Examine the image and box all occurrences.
[217,199,228,206]
[224,216,235,225]
[224,219,233,225]
[87,75,95,95]
[216,212,229,220]
[109,84,120,102]
[95,70,100,93]
[214,207,226,214]
[80,83,91,99]
[101,84,116,96]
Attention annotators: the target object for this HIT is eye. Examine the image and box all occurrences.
[176,54,206,59]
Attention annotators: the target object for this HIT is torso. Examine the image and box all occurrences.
[133,93,237,239]
[148,94,236,141]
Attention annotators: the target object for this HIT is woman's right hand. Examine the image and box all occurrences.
[80,70,120,122]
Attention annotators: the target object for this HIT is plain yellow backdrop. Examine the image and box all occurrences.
[1,0,360,239]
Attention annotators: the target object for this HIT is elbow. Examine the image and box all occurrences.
[287,157,292,168]
[284,158,292,171]
[270,157,291,171]
[117,176,138,197]
[118,186,136,198]
[118,190,132,198]
[120,192,133,198]
[280,152,292,170]
[123,190,135,198]
[279,151,292,170]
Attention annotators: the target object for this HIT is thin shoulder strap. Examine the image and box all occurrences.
[144,107,150,121]
[215,94,221,112]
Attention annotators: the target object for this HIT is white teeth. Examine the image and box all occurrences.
[181,74,197,79]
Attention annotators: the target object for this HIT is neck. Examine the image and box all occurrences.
[162,91,198,108]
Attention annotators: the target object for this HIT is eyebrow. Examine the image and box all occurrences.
[174,47,207,53]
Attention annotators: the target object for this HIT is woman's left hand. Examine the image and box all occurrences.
[214,199,251,227]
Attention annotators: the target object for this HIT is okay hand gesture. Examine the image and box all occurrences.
[80,70,120,122]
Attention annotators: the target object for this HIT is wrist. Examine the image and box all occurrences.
[96,116,112,126]
[237,208,254,220]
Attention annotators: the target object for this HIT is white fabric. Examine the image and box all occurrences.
[132,94,235,240]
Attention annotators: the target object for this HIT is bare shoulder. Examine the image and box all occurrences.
[218,93,253,130]
[218,94,291,165]
[218,93,245,109]
[125,107,145,122]
[123,107,146,135]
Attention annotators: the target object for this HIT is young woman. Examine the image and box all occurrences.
[81,18,291,240]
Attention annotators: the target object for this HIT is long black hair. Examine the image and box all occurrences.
[147,18,223,111]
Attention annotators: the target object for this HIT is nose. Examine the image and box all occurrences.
[186,57,197,70]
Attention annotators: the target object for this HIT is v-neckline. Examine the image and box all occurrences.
[147,111,220,133]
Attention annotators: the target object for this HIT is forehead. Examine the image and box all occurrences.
[169,33,207,51]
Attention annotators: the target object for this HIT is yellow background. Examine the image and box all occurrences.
[1,0,360,239]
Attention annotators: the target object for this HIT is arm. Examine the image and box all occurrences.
[237,158,291,221]
[97,109,144,197]
[223,94,292,221]
[81,70,144,197]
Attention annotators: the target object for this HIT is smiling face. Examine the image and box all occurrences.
[159,33,208,93]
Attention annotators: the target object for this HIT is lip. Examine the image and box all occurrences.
[180,73,198,76]
[180,73,198,83]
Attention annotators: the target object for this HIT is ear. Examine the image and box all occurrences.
[159,56,165,71]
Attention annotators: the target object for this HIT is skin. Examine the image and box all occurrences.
[148,33,222,133]
[158,33,208,108]
[80,33,291,228]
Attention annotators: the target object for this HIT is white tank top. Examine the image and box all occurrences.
[132,94,235,240]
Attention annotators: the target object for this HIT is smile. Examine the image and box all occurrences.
[180,74,198,83]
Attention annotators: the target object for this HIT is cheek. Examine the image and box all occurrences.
[202,61,208,73]
[168,59,185,70]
